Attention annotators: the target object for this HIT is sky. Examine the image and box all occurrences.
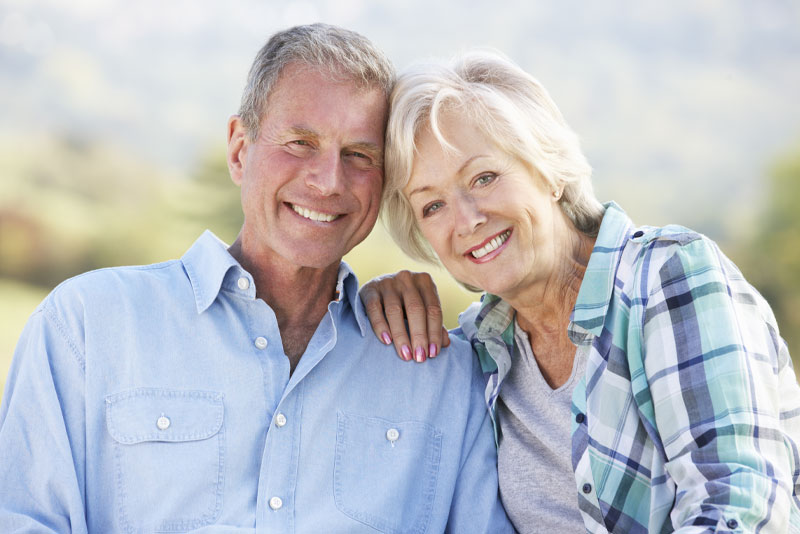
[1,0,799,240]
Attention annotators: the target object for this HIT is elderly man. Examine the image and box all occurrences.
[0,24,511,533]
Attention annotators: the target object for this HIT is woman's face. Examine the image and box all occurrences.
[403,111,570,299]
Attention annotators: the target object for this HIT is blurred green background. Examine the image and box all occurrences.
[2,1,800,397]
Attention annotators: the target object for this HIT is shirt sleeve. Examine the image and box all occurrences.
[639,236,800,532]
[445,345,515,534]
[0,304,89,533]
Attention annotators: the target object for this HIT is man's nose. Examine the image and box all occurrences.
[305,149,345,196]
[454,193,487,237]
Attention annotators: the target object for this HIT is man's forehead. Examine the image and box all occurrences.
[267,61,386,109]
[261,69,388,145]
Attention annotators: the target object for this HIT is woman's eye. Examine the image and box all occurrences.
[422,201,444,217]
[474,172,497,186]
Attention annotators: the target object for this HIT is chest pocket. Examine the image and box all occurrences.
[334,411,442,534]
[106,388,225,533]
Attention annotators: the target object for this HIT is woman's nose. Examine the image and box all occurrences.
[454,194,487,237]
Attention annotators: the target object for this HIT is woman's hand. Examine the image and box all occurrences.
[360,271,449,362]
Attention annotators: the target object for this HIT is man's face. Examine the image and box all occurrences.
[228,63,387,271]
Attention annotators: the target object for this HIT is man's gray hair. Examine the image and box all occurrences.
[239,23,395,139]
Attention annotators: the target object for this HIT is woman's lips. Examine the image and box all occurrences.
[464,228,512,264]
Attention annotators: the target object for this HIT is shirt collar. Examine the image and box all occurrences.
[180,230,366,336]
[569,201,634,338]
[473,293,515,342]
[334,260,368,337]
[470,201,635,343]
[181,230,242,314]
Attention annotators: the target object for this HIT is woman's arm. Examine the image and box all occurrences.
[638,236,800,531]
[360,271,449,362]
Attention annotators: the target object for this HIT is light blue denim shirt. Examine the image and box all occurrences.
[0,231,511,534]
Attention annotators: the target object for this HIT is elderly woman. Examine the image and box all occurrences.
[361,51,800,533]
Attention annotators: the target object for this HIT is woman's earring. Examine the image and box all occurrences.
[553,189,563,200]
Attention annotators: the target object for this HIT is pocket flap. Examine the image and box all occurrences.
[106,388,224,444]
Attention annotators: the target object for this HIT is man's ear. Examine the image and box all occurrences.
[227,115,248,186]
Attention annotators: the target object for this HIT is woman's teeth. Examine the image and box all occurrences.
[291,204,338,222]
[471,230,511,258]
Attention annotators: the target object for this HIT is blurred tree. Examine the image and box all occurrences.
[178,148,243,244]
[736,146,800,364]
[0,135,202,287]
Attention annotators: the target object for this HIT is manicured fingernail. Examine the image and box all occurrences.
[429,344,437,358]
[415,346,426,363]
[401,345,412,361]
[381,332,392,345]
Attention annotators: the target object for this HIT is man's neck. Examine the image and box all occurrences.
[228,237,341,373]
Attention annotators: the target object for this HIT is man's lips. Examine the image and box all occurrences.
[287,202,341,223]
[464,228,512,262]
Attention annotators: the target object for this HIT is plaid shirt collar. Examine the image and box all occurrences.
[469,201,632,362]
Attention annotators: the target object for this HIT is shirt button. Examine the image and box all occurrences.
[156,415,170,431]
[237,277,250,290]
[582,483,592,494]
[255,337,268,349]
[726,519,738,529]
[386,428,400,442]
[575,413,585,424]
[275,413,287,427]
[269,496,283,510]
[632,230,644,238]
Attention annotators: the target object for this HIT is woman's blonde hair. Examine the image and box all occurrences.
[382,50,604,264]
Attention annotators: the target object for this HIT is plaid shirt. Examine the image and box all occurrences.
[457,202,800,533]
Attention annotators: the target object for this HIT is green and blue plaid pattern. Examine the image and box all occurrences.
[457,202,800,533]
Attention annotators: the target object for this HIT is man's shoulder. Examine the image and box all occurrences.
[43,259,186,314]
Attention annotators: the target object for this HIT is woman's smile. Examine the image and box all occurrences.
[464,228,513,263]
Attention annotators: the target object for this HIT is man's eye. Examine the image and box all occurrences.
[422,201,444,217]
[346,151,372,162]
[291,140,310,146]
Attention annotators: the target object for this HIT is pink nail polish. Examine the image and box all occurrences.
[429,344,437,358]
[401,345,412,361]
[415,346,425,362]
[381,332,392,345]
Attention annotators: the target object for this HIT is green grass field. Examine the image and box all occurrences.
[0,278,49,399]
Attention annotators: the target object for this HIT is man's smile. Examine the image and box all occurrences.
[288,202,341,223]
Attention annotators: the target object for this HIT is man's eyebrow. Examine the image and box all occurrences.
[286,126,319,139]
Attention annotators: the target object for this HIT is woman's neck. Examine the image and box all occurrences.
[506,226,595,342]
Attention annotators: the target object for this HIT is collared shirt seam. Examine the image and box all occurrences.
[41,304,86,373]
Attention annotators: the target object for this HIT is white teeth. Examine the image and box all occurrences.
[292,204,338,222]
[471,230,510,258]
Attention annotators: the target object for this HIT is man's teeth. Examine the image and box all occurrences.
[471,230,511,259]
[291,204,338,222]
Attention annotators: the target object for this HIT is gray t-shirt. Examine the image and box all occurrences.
[496,322,588,533]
